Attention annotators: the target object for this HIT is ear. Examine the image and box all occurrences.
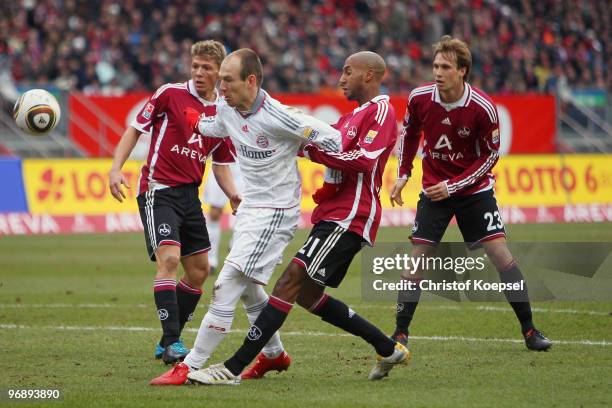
[458,66,467,80]
[247,74,258,87]
[364,69,374,83]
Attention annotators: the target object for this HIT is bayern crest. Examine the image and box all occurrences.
[256,134,269,148]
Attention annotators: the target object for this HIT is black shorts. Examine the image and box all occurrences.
[292,221,364,288]
[410,189,506,247]
[137,184,210,261]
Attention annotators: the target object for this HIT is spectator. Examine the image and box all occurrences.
[0,0,608,95]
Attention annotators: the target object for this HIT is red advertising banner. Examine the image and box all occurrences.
[3,205,612,236]
[68,93,556,157]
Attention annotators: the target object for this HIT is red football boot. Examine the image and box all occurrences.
[241,351,291,379]
[150,362,191,385]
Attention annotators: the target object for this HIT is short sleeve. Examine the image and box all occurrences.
[130,86,170,133]
[211,138,235,165]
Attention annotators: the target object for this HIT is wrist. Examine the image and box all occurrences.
[443,180,450,196]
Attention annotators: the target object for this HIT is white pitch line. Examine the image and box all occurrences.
[0,303,610,316]
[0,303,138,308]
[0,303,609,316]
[476,305,611,316]
[0,303,149,308]
[355,304,612,316]
[0,323,609,347]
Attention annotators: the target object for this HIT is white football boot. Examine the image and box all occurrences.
[368,342,411,380]
[187,364,241,386]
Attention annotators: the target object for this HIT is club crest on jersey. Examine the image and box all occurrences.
[256,134,269,148]
[347,126,358,139]
[492,129,500,144]
[303,127,319,141]
[364,130,378,144]
[458,126,471,138]
[142,103,154,120]
[242,125,248,132]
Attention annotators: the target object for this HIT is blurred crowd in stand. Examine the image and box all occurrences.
[0,0,609,97]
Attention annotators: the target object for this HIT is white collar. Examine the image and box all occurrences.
[353,94,390,114]
[236,88,267,117]
[433,82,471,110]
[187,80,218,105]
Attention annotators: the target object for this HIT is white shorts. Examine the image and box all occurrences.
[204,163,244,208]
[224,206,299,285]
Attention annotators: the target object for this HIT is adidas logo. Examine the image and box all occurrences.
[441,117,451,125]
[317,268,326,277]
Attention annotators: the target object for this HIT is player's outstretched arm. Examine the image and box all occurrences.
[184,107,227,138]
[108,126,139,202]
[268,101,342,152]
[211,164,241,215]
[304,144,381,174]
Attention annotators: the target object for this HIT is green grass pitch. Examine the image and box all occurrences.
[1,223,611,407]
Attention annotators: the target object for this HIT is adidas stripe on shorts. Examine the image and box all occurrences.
[224,206,300,285]
[292,221,364,288]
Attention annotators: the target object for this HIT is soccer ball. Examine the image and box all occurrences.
[13,89,61,135]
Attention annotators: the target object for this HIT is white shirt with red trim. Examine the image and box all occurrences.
[197,89,341,209]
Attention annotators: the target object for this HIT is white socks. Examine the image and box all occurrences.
[207,220,221,269]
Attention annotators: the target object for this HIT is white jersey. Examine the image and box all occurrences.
[197,89,341,208]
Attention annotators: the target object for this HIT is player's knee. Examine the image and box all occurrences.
[482,240,513,271]
[402,245,435,278]
[158,253,181,275]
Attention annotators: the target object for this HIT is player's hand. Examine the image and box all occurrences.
[424,181,449,202]
[390,178,408,207]
[183,107,201,132]
[108,169,130,202]
[312,182,338,204]
[229,194,242,215]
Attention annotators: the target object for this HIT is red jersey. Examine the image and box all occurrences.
[131,80,234,194]
[398,82,500,196]
[304,95,398,244]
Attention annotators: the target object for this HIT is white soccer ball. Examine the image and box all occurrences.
[13,89,61,135]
